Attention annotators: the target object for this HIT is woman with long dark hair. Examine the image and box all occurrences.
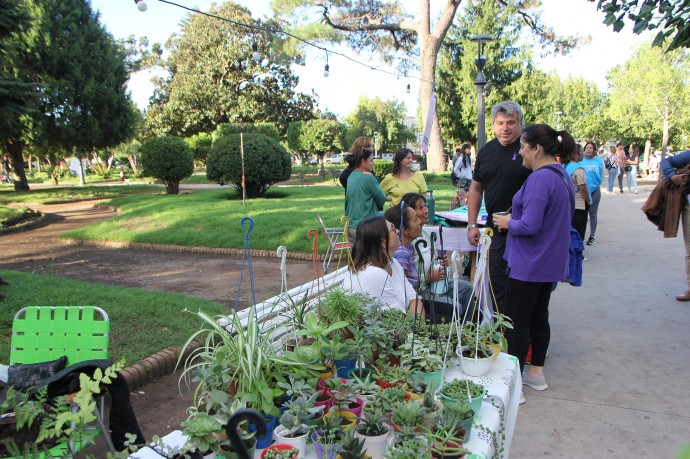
[343,216,424,316]
[344,146,390,244]
[339,136,373,191]
[380,148,427,205]
[493,124,576,401]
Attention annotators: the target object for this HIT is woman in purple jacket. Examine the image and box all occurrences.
[493,124,576,399]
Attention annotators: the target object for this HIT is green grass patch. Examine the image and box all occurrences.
[0,270,226,364]
[0,206,27,222]
[63,180,458,253]
[0,185,162,205]
[0,206,40,229]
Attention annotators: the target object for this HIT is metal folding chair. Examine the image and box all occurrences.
[316,214,350,273]
[10,306,115,454]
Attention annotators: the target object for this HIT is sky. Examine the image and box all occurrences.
[91,0,652,118]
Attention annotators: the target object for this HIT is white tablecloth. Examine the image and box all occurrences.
[131,353,520,459]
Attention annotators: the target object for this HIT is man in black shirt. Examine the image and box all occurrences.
[467,101,531,312]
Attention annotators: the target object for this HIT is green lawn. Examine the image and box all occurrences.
[63,179,457,253]
[0,270,226,364]
[0,206,27,223]
[0,185,162,205]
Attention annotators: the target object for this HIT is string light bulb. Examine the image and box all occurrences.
[324,64,330,77]
[251,43,260,62]
[134,0,147,12]
[406,83,410,94]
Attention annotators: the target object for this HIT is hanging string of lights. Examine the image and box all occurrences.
[132,0,431,88]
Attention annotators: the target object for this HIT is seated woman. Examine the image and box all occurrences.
[394,193,473,321]
[343,216,424,317]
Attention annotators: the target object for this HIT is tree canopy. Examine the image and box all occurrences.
[344,96,413,153]
[146,2,317,139]
[594,0,690,51]
[272,0,582,171]
[604,40,690,158]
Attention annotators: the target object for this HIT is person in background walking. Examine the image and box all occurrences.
[579,142,605,245]
[626,145,639,194]
[451,143,473,208]
[649,152,659,178]
[563,146,590,241]
[615,143,627,193]
[606,146,619,193]
[660,150,690,301]
[493,124,576,401]
[380,148,427,205]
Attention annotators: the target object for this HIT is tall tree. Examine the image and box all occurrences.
[436,0,530,148]
[605,40,690,161]
[0,0,37,190]
[594,0,690,51]
[272,0,580,171]
[146,2,317,139]
[344,96,414,153]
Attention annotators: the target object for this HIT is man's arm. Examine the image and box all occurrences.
[466,179,484,246]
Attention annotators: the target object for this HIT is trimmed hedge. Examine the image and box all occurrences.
[372,160,393,183]
[206,133,291,198]
[140,136,194,194]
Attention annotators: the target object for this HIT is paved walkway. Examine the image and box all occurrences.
[511,180,690,458]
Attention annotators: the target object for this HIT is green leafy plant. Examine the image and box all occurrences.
[383,437,431,459]
[320,333,357,363]
[318,287,367,327]
[314,414,344,446]
[277,377,314,401]
[423,423,470,459]
[399,333,444,373]
[375,365,410,385]
[338,429,368,459]
[392,401,425,429]
[207,133,291,198]
[140,136,194,194]
[461,312,513,358]
[442,399,474,422]
[355,409,390,437]
[263,446,299,459]
[181,410,222,454]
[421,380,439,414]
[440,379,484,402]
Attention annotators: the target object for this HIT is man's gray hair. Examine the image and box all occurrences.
[492,101,524,132]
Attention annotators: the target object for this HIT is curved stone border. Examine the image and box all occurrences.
[0,213,49,235]
[55,237,323,261]
[120,340,203,390]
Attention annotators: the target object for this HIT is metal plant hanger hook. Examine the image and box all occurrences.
[277,246,288,296]
[232,217,257,327]
[340,215,353,270]
[225,409,266,459]
[307,229,326,296]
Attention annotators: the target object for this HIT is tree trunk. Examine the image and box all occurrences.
[165,180,180,194]
[660,97,670,161]
[642,137,651,176]
[5,137,30,191]
[420,34,444,172]
[78,155,86,185]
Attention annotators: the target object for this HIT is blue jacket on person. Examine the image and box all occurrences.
[661,150,690,179]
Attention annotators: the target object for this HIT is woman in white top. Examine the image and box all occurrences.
[343,216,424,316]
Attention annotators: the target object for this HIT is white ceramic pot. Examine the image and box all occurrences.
[273,425,309,458]
[354,423,391,459]
[457,345,494,377]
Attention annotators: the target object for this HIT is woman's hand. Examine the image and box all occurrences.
[493,213,511,230]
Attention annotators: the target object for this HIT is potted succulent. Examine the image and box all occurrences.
[317,287,367,331]
[274,400,315,458]
[311,415,345,459]
[425,424,470,459]
[415,380,443,430]
[321,333,358,379]
[383,437,431,459]
[328,381,364,417]
[181,410,225,458]
[374,365,410,389]
[335,430,369,459]
[350,373,380,403]
[458,312,512,377]
[439,379,485,418]
[391,401,425,433]
[261,444,299,459]
[400,333,445,387]
[354,409,391,459]
[403,373,429,401]
[440,399,474,439]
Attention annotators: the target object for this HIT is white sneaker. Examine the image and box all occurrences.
[519,391,526,405]
[522,371,549,391]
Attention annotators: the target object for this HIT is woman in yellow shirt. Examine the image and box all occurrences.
[380,148,427,205]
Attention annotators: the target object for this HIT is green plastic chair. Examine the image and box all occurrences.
[10,306,114,454]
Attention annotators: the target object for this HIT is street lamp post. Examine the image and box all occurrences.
[469,34,494,151]
[555,111,563,130]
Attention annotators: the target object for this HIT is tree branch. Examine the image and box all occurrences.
[319,3,418,34]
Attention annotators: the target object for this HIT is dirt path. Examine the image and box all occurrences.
[0,199,318,455]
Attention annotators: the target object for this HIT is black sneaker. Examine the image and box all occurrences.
[586,236,595,245]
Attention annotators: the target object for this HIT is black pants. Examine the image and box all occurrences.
[503,277,553,373]
[488,231,508,314]
[572,206,589,241]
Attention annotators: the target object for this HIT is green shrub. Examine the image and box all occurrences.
[185,133,213,166]
[212,123,280,143]
[140,136,194,194]
[372,159,393,183]
[206,133,291,198]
